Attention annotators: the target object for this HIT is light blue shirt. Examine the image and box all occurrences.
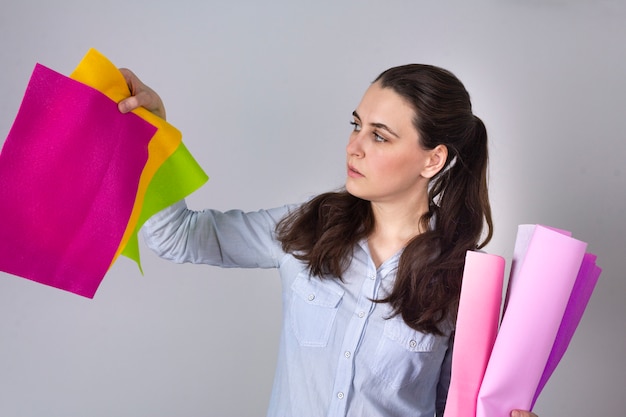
[142,200,453,417]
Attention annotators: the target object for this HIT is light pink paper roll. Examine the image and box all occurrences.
[531,252,601,406]
[476,225,587,417]
[444,251,505,417]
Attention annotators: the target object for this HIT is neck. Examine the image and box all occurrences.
[367,197,430,267]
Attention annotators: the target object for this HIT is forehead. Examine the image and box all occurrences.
[355,83,416,130]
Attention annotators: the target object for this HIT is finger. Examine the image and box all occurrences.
[117,68,143,113]
[116,68,166,119]
[117,95,141,114]
[511,411,538,417]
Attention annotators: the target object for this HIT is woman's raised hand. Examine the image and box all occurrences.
[117,68,166,120]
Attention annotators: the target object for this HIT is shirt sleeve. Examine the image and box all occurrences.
[141,200,293,269]
[435,331,454,417]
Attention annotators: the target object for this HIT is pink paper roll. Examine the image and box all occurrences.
[0,63,156,298]
[444,251,505,417]
[476,225,587,417]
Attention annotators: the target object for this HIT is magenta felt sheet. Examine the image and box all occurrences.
[443,251,505,417]
[0,64,156,298]
[476,225,588,417]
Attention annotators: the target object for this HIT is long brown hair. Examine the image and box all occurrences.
[276,64,493,335]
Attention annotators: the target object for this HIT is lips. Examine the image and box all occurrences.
[347,164,364,178]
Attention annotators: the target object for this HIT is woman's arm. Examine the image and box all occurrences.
[141,200,290,268]
[118,68,291,268]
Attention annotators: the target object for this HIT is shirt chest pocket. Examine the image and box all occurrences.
[369,316,443,389]
[290,274,344,347]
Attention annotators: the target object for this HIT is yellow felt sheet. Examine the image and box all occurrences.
[70,48,208,269]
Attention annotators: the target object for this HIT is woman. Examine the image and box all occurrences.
[119,64,538,417]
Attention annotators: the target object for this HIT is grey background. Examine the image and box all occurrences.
[1,0,624,416]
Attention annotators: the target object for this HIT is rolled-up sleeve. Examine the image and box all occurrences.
[141,200,292,269]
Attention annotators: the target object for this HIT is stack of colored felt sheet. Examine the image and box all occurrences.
[443,225,601,417]
[0,49,208,298]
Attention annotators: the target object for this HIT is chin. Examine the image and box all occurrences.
[345,184,370,201]
[345,182,358,196]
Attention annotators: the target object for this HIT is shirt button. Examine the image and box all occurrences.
[308,294,315,301]
[409,340,417,349]
[358,311,365,318]
[369,274,375,280]
[344,351,351,358]
[337,392,345,399]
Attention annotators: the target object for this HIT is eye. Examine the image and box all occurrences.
[373,132,387,143]
[349,121,361,132]
[350,121,361,131]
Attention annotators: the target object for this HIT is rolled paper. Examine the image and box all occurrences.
[69,48,208,268]
[476,225,587,417]
[0,64,156,298]
[443,251,505,417]
[504,224,572,313]
[531,252,601,406]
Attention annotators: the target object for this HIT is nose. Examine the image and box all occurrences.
[346,132,364,158]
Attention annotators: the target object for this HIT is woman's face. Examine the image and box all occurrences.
[345,82,439,206]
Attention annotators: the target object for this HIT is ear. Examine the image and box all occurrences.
[421,144,448,179]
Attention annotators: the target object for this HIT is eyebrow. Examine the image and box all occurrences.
[352,110,400,138]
